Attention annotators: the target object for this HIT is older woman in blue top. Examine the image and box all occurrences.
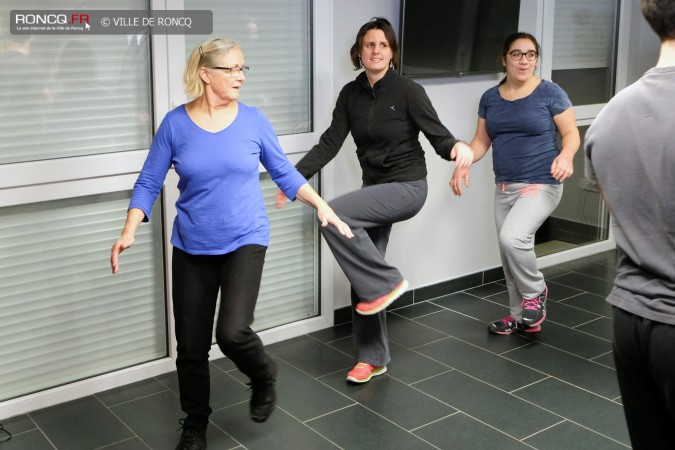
[451,32,580,336]
[110,37,352,450]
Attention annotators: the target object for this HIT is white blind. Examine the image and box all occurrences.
[552,0,618,70]
[255,174,318,331]
[0,192,166,401]
[0,0,152,165]
[184,0,311,135]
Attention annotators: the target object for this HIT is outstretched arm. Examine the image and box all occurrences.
[294,184,354,238]
[450,118,492,196]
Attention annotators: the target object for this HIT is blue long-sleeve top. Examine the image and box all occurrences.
[129,103,307,255]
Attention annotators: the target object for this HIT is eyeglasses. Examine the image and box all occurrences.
[507,50,538,61]
[208,66,250,77]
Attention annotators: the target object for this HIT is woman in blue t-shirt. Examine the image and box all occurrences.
[451,32,580,335]
[110,37,352,450]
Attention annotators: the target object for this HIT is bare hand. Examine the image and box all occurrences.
[317,205,354,238]
[450,166,471,196]
[551,154,574,182]
[450,141,474,169]
[110,235,135,274]
[275,190,288,209]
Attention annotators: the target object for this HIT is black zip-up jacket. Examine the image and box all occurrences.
[296,68,458,186]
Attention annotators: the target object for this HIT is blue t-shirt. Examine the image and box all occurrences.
[129,103,307,255]
[478,80,572,184]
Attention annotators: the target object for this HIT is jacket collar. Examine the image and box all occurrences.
[356,67,397,91]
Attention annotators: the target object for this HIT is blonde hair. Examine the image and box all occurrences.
[183,37,240,99]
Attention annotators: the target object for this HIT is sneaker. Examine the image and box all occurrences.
[521,286,548,327]
[346,362,387,383]
[488,316,541,335]
[249,359,277,423]
[175,419,207,450]
[355,279,409,316]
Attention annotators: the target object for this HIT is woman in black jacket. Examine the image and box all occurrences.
[278,17,472,383]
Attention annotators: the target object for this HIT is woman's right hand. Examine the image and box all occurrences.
[450,166,471,196]
[110,234,135,274]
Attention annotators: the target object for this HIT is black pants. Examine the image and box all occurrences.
[612,306,675,449]
[172,245,272,425]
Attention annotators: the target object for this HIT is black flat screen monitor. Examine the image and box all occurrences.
[400,0,521,78]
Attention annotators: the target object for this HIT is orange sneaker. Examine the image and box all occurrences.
[355,279,409,316]
[346,363,387,383]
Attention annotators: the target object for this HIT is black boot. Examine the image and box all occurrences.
[175,419,207,450]
[249,359,277,423]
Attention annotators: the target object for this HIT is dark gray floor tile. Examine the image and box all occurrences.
[391,301,444,319]
[561,292,613,317]
[325,335,356,359]
[269,359,354,422]
[267,335,354,378]
[504,342,620,399]
[307,404,436,449]
[524,420,628,450]
[414,371,561,440]
[544,280,585,301]
[484,290,510,306]
[30,396,133,450]
[463,282,508,298]
[415,309,535,356]
[319,369,456,431]
[307,322,352,343]
[592,351,616,370]
[211,403,339,450]
[527,321,612,359]
[550,272,614,297]
[212,357,238,372]
[517,378,630,446]
[0,414,36,435]
[413,412,531,450]
[98,438,151,449]
[546,299,603,328]
[541,265,573,279]
[429,291,507,323]
[576,317,614,341]
[96,377,168,407]
[0,429,54,450]
[387,341,452,384]
[415,337,546,392]
[387,313,449,348]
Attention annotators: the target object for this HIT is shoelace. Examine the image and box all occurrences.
[522,298,540,310]
[501,316,516,324]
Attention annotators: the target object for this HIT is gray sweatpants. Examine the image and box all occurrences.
[321,179,428,366]
[494,182,563,322]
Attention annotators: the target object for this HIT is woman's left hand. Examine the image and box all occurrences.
[317,204,354,238]
[551,154,574,182]
[451,141,474,169]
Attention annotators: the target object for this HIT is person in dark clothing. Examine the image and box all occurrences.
[584,1,675,447]
[277,17,472,383]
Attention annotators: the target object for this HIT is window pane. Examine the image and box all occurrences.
[0,0,152,165]
[0,191,166,401]
[184,0,311,135]
[551,0,619,105]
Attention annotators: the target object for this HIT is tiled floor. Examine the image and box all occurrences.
[0,249,630,449]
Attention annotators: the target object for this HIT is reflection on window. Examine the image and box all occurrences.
[0,1,152,164]
[551,0,619,105]
[184,0,311,135]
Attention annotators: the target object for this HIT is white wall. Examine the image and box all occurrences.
[326,0,506,308]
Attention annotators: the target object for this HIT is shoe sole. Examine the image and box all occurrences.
[346,366,387,383]
[488,325,542,335]
[355,280,408,316]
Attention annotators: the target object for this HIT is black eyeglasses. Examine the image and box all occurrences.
[208,66,250,77]
[507,50,538,61]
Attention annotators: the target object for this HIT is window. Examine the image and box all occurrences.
[184,0,311,135]
[0,1,152,165]
[551,0,620,105]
